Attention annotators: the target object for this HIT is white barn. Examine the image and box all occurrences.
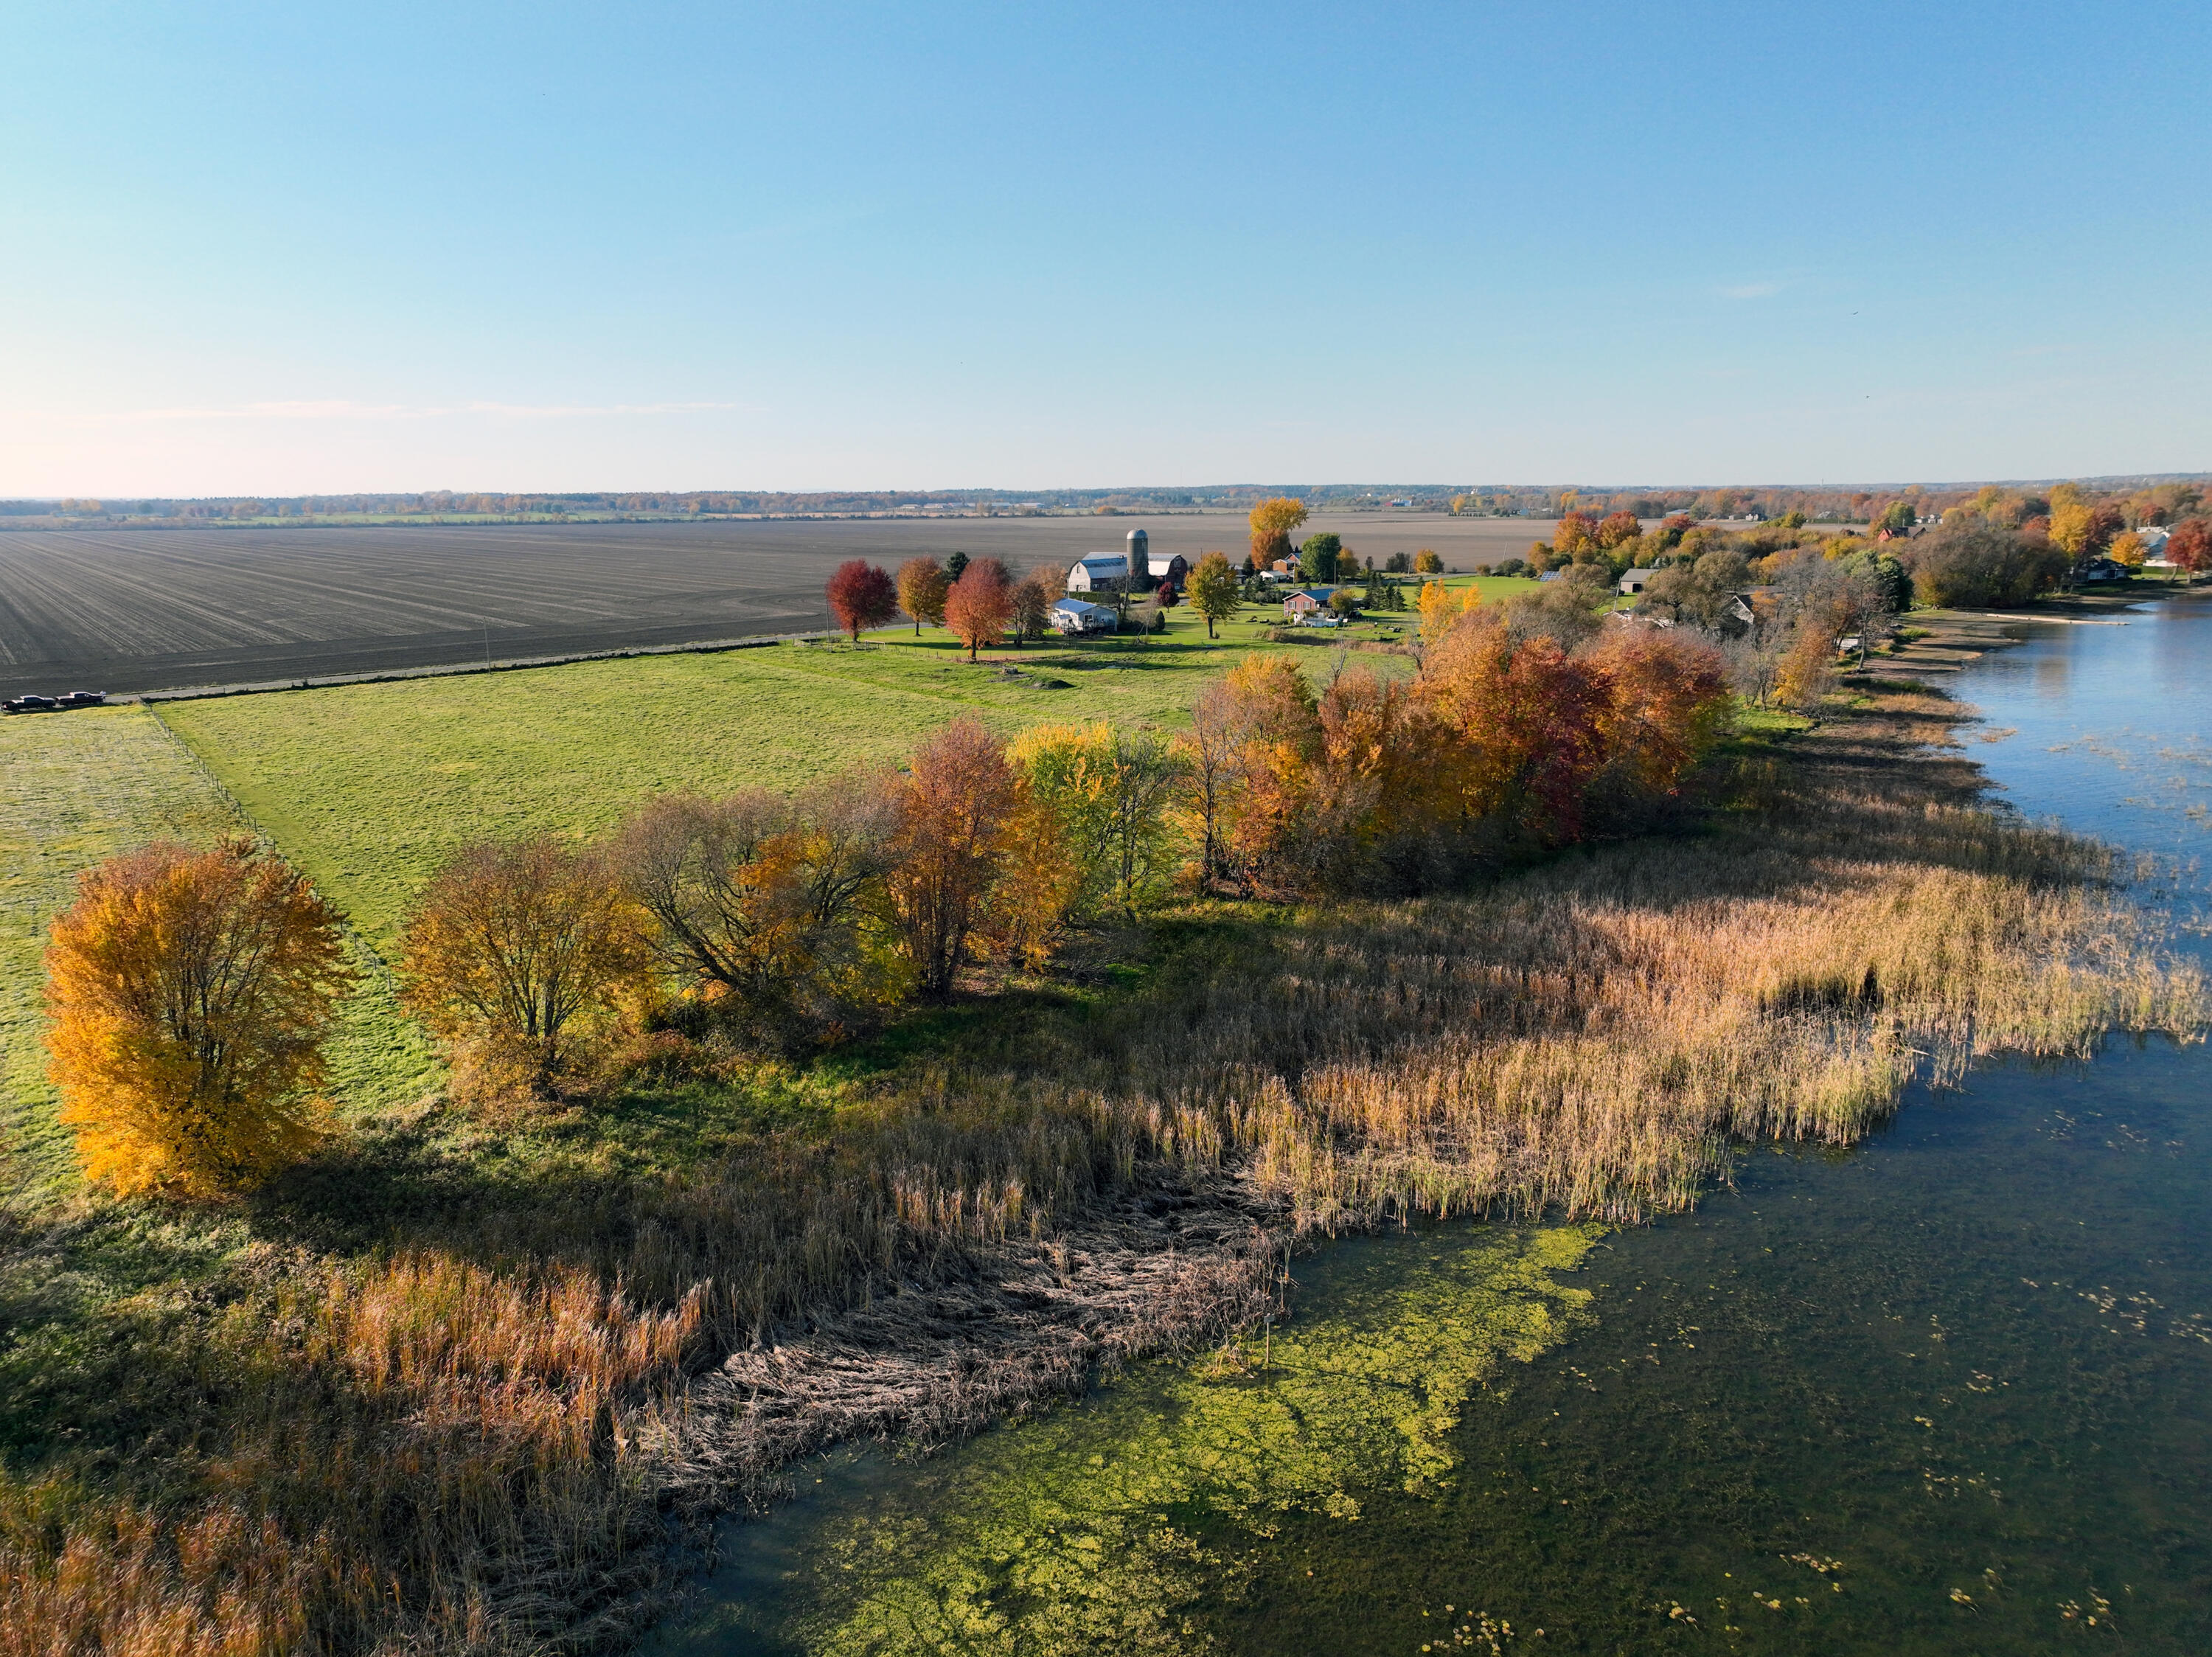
[1065,556,1134,594]
[1050,597,1115,634]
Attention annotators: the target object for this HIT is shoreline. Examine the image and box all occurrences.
[622,673,2208,1650]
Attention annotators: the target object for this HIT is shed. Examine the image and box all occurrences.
[1619,567,1658,595]
[1050,597,1116,634]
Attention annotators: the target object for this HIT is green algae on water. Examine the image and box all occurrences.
[785,1223,1603,1656]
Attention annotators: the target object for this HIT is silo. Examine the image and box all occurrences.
[1127,529,1148,588]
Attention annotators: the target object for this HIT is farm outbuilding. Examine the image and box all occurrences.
[1049,597,1115,634]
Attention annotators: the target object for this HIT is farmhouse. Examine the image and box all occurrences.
[1049,597,1115,634]
[1283,588,1337,619]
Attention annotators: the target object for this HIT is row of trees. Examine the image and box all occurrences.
[46,603,1734,1195]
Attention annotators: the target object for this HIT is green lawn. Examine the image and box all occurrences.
[157,618,1312,951]
[0,708,436,1193]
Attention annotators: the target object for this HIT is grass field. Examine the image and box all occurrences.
[0,707,437,1193]
[156,620,1315,946]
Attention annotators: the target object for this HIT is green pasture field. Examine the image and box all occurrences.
[157,613,1332,951]
[0,706,437,1194]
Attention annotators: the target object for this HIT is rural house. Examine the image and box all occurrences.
[1049,597,1115,634]
[1282,588,1336,619]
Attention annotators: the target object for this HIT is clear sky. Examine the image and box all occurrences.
[4,0,2207,496]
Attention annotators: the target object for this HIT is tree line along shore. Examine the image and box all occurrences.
[2,535,2207,1655]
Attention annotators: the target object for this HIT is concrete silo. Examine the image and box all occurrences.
[1127,529,1148,588]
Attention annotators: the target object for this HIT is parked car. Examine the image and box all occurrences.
[59,691,106,706]
[4,695,60,713]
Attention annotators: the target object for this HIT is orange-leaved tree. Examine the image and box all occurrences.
[1416,610,1611,841]
[46,838,353,1197]
[883,718,1020,996]
[943,557,1015,661]
[1583,626,1731,794]
[895,556,950,636]
[1206,654,1322,890]
[1596,510,1641,550]
[1553,510,1598,557]
[1248,497,1309,567]
[827,559,900,645]
[399,836,647,1094]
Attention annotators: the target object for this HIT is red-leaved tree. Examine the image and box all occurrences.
[826,560,899,645]
[2166,518,2209,586]
[943,558,1015,661]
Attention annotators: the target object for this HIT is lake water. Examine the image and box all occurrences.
[652,594,2212,1656]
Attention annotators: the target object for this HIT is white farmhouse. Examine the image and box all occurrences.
[1050,597,1115,634]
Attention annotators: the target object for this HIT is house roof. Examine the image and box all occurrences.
[1051,597,1112,614]
[1622,567,1658,580]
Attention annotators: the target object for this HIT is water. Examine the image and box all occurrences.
[654,594,2212,1656]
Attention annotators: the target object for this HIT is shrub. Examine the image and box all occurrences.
[400,836,648,1095]
[45,838,352,1198]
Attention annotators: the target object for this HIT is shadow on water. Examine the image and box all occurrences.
[650,597,2212,1656]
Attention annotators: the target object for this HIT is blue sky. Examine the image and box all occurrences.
[4,0,2206,494]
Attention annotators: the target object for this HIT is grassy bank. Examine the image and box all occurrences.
[1,659,2202,1654]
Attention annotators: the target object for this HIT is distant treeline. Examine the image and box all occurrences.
[5,476,2208,527]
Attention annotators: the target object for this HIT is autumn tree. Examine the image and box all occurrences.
[2166,517,2209,586]
[1553,511,1598,557]
[46,838,353,1198]
[827,560,899,645]
[610,781,894,1041]
[1187,551,1239,638]
[883,718,1020,996]
[2107,531,2147,570]
[1596,510,1641,549]
[943,558,1015,661]
[1010,577,1051,647]
[1206,655,1323,890]
[1583,628,1731,794]
[1416,611,1611,842]
[1248,497,1310,567]
[1029,560,1069,602]
[400,837,647,1094]
[1413,549,1443,574]
[896,556,950,636]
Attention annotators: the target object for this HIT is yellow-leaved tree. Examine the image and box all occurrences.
[1248,497,1309,567]
[46,838,353,1198]
[400,836,648,1096]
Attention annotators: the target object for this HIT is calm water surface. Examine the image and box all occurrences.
[655,596,2212,1656]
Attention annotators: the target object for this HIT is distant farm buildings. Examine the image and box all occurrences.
[1064,529,1186,594]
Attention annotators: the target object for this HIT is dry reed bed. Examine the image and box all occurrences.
[4,689,2205,1656]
